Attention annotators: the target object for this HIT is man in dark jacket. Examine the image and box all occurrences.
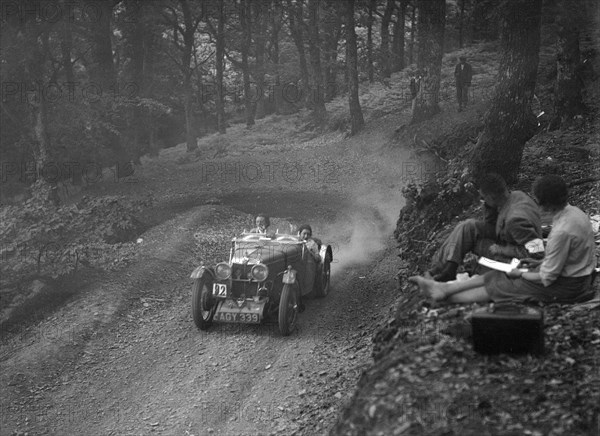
[428,173,544,282]
[454,56,473,111]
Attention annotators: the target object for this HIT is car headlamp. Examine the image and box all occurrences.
[250,263,269,282]
[215,262,232,280]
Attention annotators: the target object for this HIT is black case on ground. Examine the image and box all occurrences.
[471,304,544,355]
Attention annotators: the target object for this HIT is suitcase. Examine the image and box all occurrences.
[471,303,544,355]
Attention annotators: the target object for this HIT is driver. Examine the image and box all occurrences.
[298,224,321,263]
[249,214,270,234]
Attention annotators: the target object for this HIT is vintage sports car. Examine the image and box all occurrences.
[190,233,333,335]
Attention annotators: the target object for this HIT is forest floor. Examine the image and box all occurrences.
[1,18,600,436]
[330,9,600,436]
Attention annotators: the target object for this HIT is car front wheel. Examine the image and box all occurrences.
[192,277,217,330]
[278,283,299,336]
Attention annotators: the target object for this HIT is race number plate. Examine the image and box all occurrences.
[216,312,260,324]
[212,283,227,296]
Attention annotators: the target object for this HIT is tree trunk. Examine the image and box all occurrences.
[288,0,310,108]
[123,0,146,157]
[392,0,406,72]
[469,0,542,184]
[380,0,395,78]
[322,0,341,102]
[84,0,127,167]
[86,0,116,90]
[241,0,255,126]
[472,0,499,41]
[367,0,376,82]
[180,0,197,152]
[60,0,74,83]
[28,30,51,182]
[552,2,585,129]
[216,0,226,134]
[253,0,267,119]
[409,3,416,65]
[270,0,283,114]
[411,0,445,124]
[458,0,466,48]
[346,0,364,135]
[307,0,326,121]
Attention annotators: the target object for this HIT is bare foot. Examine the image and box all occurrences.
[424,270,434,280]
[408,276,447,302]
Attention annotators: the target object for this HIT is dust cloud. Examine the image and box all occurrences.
[321,186,405,275]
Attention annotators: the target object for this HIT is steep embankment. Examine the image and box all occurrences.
[331,5,600,436]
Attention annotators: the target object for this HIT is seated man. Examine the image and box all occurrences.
[410,175,596,304]
[298,224,321,263]
[249,213,270,234]
[429,173,544,281]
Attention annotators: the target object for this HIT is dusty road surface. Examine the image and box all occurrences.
[1,115,426,435]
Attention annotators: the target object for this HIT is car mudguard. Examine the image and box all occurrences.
[282,268,297,284]
[319,245,333,263]
[190,265,215,280]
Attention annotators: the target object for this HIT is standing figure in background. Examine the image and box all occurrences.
[409,71,421,112]
[454,56,473,112]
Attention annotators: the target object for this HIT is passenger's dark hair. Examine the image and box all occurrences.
[533,175,568,210]
[298,224,312,236]
[255,213,270,227]
[476,173,508,197]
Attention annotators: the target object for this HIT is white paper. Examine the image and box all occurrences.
[478,257,525,273]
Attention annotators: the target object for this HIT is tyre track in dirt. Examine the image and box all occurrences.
[1,112,424,435]
[1,196,401,436]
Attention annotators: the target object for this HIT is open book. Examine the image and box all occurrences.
[478,257,528,273]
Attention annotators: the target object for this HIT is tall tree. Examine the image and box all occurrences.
[408,1,416,65]
[240,0,255,126]
[469,0,542,184]
[163,0,202,152]
[411,0,445,124]
[288,0,310,108]
[84,0,130,173]
[270,0,284,114]
[367,0,376,82]
[216,0,226,133]
[322,0,342,102]
[307,0,326,121]
[60,0,75,83]
[28,28,52,182]
[380,0,395,78]
[551,0,585,129]
[392,0,407,72]
[346,0,364,135]
[457,0,467,48]
[252,0,267,119]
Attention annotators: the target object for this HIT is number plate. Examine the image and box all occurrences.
[212,283,227,296]
[216,312,260,324]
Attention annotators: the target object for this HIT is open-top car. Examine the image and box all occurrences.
[190,232,333,335]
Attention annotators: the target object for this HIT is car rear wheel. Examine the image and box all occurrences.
[192,277,217,330]
[313,253,331,298]
[279,283,299,336]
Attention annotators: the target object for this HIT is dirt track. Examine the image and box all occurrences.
[1,114,421,435]
[0,202,399,436]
